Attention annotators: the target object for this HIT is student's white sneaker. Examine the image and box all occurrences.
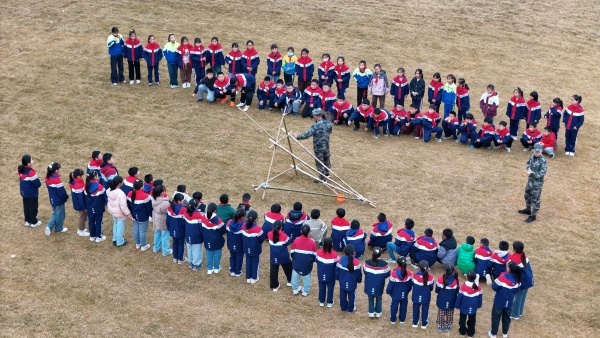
[301,291,309,297]
[207,269,214,275]
[505,147,511,152]
[391,321,396,325]
[136,80,140,84]
[437,138,442,142]
[95,235,106,243]
[455,138,460,142]
[319,302,325,307]
[44,227,51,236]
[129,80,134,85]
[415,136,419,139]
[140,244,150,251]
[569,152,575,156]
[273,286,279,292]
[112,83,117,86]
[286,282,293,287]
[502,334,508,338]
[385,258,396,264]
[60,228,68,233]
[213,268,221,274]
[412,323,419,328]
[368,313,375,318]
[156,82,159,85]
[327,302,333,308]
[89,237,96,242]
[251,278,259,284]
[293,286,302,295]
[24,221,30,227]
[77,229,90,237]
[32,221,42,227]
[173,258,178,263]
[486,274,493,285]
[135,244,141,249]
[243,105,250,112]
[247,279,252,284]
[421,324,428,329]
[488,331,497,338]
[511,135,517,140]
[375,313,382,318]
[236,102,245,108]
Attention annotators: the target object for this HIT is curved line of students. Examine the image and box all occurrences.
[106,27,585,157]
[19,152,533,338]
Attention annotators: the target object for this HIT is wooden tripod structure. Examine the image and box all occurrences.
[240,107,376,208]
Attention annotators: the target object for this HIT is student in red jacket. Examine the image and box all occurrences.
[176,36,193,88]
[540,126,557,158]
[143,35,162,86]
[124,30,143,84]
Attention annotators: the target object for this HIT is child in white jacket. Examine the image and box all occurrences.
[106,176,132,247]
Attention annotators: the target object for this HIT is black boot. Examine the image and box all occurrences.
[518,207,531,215]
[524,215,536,223]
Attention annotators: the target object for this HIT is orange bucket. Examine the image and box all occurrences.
[336,193,346,203]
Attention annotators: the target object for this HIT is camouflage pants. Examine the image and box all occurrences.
[314,150,331,179]
[524,179,544,211]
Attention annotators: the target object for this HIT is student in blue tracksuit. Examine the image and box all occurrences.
[368,213,393,249]
[163,34,180,88]
[412,260,435,329]
[352,60,373,107]
[343,220,366,258]
[544,97,562,138]
[316,238,339,307]
[84,171,107,243]
[242,210,265,284]
[386,257,413,324]
[284,201,309,241]
[123,29,143,84]
[291,225,317,296]
[458,113,478,148]
[182,199,204,270]
[202,203,226,275]
[455,271,483,338]
[18,155,42,227]
[336,244,362,312]
[226,208,246,276]
[268,220,293,291]
[489,262,521,338]
[44,162,69,236]
[330,208,350,252]
[69,169,89,236]
[167,193,185,264]
[509,241,534,320]
[435,264,459,332]
[363,247,391,318]
[386,218,415,263]
[127,180,153,252]
[107,27,125,84]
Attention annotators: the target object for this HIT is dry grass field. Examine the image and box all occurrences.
[1,0,599,337]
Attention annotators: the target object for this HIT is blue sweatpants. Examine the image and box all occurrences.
[245,255,260,280]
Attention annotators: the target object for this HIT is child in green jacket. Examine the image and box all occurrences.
[457,236,476,274]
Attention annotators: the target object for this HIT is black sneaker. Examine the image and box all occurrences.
[518,208,532,215]
[197,98,204,102]
[524,215,536,223]
[117,240,128,247]
[113,240,117,246]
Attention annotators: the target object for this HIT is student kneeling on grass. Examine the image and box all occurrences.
[493,121,513,152]
[386,218,416,264]
[291,225,317,296]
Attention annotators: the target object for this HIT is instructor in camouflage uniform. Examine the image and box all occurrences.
[518,143,548,223]
[293,108,333,183]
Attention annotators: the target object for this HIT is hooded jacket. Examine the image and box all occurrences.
[19,168,41,198]
[45,173,69,207]
[457,243,476,274]
[69,177,86,211]
[283,210,309,241]
[107,187,131,219]
[151,196,170,231]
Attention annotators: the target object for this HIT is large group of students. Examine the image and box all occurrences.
[107,27,585,157]
[19,149,534,338]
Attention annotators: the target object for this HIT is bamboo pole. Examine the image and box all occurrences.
[282,117,298,176]
[260,115,285,199]
[253,167,294,191]
[257,185,368,202]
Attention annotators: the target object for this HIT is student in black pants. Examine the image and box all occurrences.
[268,221,293,292]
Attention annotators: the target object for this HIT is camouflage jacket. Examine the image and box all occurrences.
[297,119,333,153]
[526,154,547,182]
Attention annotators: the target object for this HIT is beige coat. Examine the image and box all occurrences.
[152,196,170,231]
[107,188,131,219]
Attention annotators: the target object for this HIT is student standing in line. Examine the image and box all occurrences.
[18,155,42,228]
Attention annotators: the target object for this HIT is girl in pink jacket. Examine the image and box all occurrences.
[106,176,132,247]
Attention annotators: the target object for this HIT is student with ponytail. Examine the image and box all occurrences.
[290,224,317,295]
[544,97,562,138]
[411,260,435,329]
[167,193,185,264]
[363,247,391,318]
[316,238,339,307]
[18,155,42,228]
[563,94,584,156]
[455,270,482,338]
[183,199,204,270]
[127,179,153,251]
[505,87,527,139]
[242,210,265,284]
[268,220,293,291]
[456,78,471,123]
[151,185,172,256]
[386,257,413,324]
[107,176,131,247]
[227,208,246,276]
[202,203,226,274]
[435,264,459,332]
[335,244,362,312]
[44,162,70,236]
[489,262,522,338]
[69,169,89,237]
[84,171,107,243]
[509,241,534,320]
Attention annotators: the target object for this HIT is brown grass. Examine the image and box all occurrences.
[1,0,599,337]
